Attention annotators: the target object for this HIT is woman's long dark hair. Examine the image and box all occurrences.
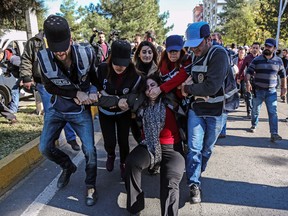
[143,73,163,106]
[133,41,158,68]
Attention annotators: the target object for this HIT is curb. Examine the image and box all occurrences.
[0,137,43,196]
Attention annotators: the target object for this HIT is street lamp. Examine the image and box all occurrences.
[276,0,288,47]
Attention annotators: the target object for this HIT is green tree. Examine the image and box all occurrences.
[94,0,172,43]
[77,3,111,43]
[57,0,83,41]
[218,0,288,47]
[0,0,46,31]
[255,0,288,47]
[218,0,258,46]
[41,0,171,43]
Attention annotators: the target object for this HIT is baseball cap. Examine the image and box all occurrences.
[44,15,71,52]
[184,22,210,48]
[264,38,276,47]
[165,35,184,52]
[111,40,131,67]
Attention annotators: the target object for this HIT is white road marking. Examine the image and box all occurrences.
[20,132,102,216]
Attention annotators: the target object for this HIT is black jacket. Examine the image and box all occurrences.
[19,31,45,84]
[96,62,142,113]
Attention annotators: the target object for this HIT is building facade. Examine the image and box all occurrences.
[202,0,226,31]
[193,4,203,22]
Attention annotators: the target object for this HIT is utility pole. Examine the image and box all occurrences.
[25,8,39,39]
[276,0,288,47]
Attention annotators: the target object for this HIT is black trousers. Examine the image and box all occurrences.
[238,80,245,98]
[130,118,142,144]
[245,91,253,115]
[125,144,185,216]
[99,110,131,164]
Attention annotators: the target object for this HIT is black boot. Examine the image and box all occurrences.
[67,140,81,151]
[57,163,77,188]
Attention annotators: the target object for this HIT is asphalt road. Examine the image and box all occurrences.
[0,98,287,216]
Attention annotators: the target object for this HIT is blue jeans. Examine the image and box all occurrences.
[251,88,278,134]
[36,83,51,113]
[186,110,226,186]
[220,113,228,136]
[36,83,76,142]
[8,79,21,113]
[39,108,97,187]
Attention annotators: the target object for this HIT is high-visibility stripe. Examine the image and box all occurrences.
[160,68,179,82]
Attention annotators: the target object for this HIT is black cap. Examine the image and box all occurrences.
[111,40,131,67]
[44,15,71,52]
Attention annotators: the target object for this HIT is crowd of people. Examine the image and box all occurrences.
[1,15,287,216]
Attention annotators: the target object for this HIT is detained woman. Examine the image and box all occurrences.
[125,74,185,216]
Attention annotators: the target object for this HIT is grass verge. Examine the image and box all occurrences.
[0,104,43,160]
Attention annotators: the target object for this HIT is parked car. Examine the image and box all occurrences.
[0,29,33,106]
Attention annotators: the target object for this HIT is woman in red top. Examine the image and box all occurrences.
[125,74,185,216]
[149,35,191,100]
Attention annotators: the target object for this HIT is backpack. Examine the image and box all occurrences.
[198,45,240,112]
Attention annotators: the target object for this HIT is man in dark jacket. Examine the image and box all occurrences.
[38,15,99,206]
[238,42,261,118]
[181,22,228,204]
[19,31,80,151]
[89,30,111,64]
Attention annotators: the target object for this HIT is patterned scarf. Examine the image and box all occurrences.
[142,99,166,169]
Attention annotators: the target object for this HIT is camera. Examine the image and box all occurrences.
[110,29,121,37]
[109,29,121,43]
[92,28,99,33]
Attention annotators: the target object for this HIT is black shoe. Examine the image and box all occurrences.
[57,164,77,188]
[120,163,126,180]
[106,154,116,172]
[218,134,226,139]
[246,113,251,119]
[248,126,256,133]
[130,212,141,216]
[270,134,282,143]
[190,184,201,204]
[67,140,80,151]
[86,187,98,206]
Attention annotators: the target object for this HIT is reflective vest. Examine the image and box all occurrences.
[187,45,239,116]
[38,45,93,114]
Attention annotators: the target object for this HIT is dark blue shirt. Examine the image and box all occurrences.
[246,54,286,89]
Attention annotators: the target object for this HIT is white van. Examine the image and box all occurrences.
[0,29,29,106]
[0,29,27,55]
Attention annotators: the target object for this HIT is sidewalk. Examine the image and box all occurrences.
[0,97,287,215]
